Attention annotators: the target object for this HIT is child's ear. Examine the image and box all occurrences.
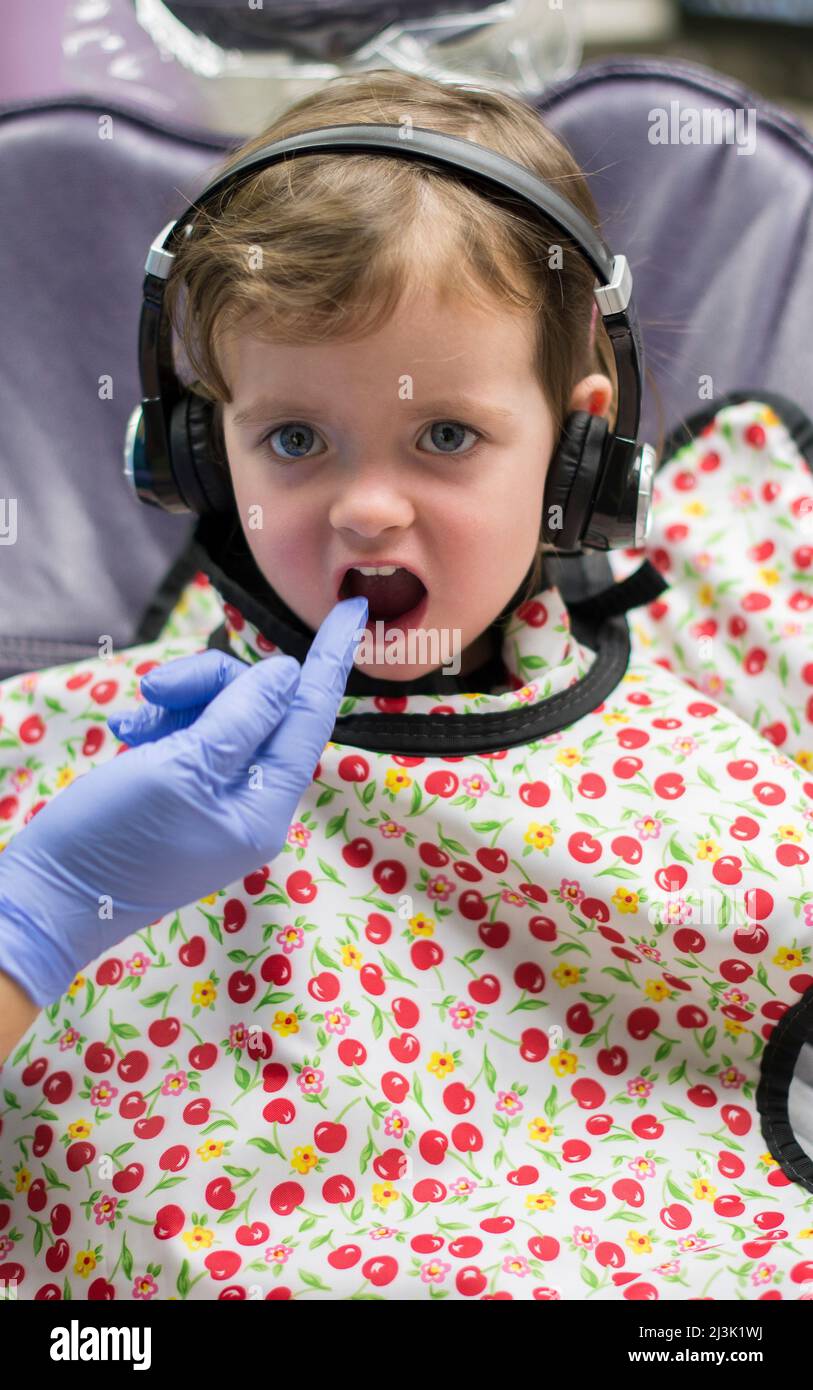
[569,373,613,419]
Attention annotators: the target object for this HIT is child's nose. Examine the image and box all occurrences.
[328,476,416,536]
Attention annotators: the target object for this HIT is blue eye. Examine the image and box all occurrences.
[263,422,322,460]
[258,419,483,461]
[419,421,482,454]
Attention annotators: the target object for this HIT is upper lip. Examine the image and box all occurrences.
[334,560,427,599]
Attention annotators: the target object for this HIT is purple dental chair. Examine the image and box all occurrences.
[1,56,812,680]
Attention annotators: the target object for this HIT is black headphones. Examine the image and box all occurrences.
[125,123,655,554]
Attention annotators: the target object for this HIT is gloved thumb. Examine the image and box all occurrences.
[138,649,248,708]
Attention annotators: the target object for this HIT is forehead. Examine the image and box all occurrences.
[219,285,538,403]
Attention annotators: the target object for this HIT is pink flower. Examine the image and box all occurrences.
[426,874,455,903]
[502,1255,531,1277]
[379,821,406,839]
[383,1110,409,1139]
[496,1089,522,1116]
[133,1273,158,1300]
[573,1226,597,1249]
[500,889,527,908]
[634,816,662,841]
[287,821,311,848]
[461,775,489,798]
[420,1259,451,1285]
[324,1008,350,1036]
[559,879,584,904]
[276,924,305,955]
[126,952,151,977]
[93,1194,119,1225]
[449,1177,477,1196]
[265,1244,294,1265]
[627,1075,653,1100]
[11,767,33,792]
[59,1028,81,1052]
[719,1066,746,1090]
[629,1157,656,1180]
[297,1066,324,1095]
[90,1082,118,1108]
[161,1070,189,1097]
[449,1001,478,1030]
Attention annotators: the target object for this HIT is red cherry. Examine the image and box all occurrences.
[338,755,370,782]
[153,1204,185,1239]
[519,780,550,807]
[519,1028,549,1063]
[342,837,373,869]
[287,870,317,903]
[178,936,206,967]
[424,771,458,798]
[373,861,407,895]
[627,1007,659,1040]
[443,1082,475,1115]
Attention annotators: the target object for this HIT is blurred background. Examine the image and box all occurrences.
[2,1,812,135]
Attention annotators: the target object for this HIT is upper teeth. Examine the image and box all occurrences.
[351,565,398,576]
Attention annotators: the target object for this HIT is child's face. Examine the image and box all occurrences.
[220,286,580,681]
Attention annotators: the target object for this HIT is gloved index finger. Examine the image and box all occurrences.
[259,596,368,767]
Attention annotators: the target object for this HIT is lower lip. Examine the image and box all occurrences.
[362,589,429,637]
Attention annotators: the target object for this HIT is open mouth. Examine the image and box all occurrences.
[338,564,428,630]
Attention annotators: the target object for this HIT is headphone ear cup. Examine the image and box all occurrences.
[169,392,235,515]
[543,410,608,552]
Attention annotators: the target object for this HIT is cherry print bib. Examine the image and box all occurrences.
[1,392,812,1303]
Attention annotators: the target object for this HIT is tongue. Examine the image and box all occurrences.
[343,568,426,620]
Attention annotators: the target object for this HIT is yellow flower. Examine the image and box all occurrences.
[550,1050,578,1077]
[759,407,780,426]
[603,708,632,724]
[427,1052,455,1079]
[612,888,640,914]
[760,1152,779,1168]
[192,981,217,1008]
[528,1118,553,1143]
[774,947,803,971]
[697,583,715,606]
[272,1010,300,1037]
[199,893,218,906]
[182,1226,214,1251]
[68,1120,93,1141]
[794,750,813,771]
[195,1140,224,1162]
[74,1250,98,1278]
[644,979,672,1002]
[798,1228,813,1239]
[524,822,555,851]
[555,748,582,767]
[552,963,580,988]
[696,838,721,862]
[758,567,780,586]
[55,765,76,790]
[626,1230,653,1254]
[290,1146,319,1176]
[384,768,412,792]
[723,1019,746,1037]
[777,824,803,843]
[15,1167,31,1193]
[526,1192,555,1212]
[67,973,85,998]
[341,943,363,969]
[409,913,435,937]
[372,1183,400,1209]
[683,500,708,517]
[692,1178,717,1201]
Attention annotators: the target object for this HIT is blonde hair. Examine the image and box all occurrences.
[165,68,660,602]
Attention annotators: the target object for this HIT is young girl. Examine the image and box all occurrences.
[1,69,812,1303]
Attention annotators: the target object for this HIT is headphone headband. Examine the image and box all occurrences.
[127,122,653,548]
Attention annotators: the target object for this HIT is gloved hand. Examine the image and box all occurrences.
[107,647,249,745]
[0,597,367,1007]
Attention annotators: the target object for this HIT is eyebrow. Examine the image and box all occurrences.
[231,395,515,428]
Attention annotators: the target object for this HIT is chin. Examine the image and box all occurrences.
[353,658,454,683]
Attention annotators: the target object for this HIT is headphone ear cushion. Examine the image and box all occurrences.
[170,392,235,515]
[543,410,609,551]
